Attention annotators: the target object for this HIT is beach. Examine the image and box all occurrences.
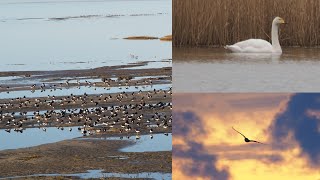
[0,0,172,179]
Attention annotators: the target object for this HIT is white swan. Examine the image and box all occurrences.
[225,17,286,53]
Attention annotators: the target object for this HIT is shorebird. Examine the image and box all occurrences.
[232,127,264,144]
[0,78,172,140]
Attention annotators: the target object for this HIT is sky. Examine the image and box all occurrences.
[173,93,320,180]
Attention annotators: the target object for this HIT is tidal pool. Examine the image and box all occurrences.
[173,47,320,92]
[82,133,172,152]
[0,126,82,151]
[1,170,172,180]
[106,133,172,152]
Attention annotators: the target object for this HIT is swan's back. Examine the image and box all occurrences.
[226,39,273,53]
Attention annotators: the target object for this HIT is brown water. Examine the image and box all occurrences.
[173,47,320,92]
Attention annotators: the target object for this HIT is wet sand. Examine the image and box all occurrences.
[0,61,171,89]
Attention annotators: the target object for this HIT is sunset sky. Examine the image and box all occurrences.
[173,93,320,180]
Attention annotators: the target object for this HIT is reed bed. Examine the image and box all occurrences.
[173,0,320,47]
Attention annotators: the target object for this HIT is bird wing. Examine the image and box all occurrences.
[249,140,265,144]
[232,126,247,138]
[227,39,273,53]
[233,39,272,49]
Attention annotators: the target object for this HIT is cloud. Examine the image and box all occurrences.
[306,109,320,120]
[173,94,216,113]
[173,93,289,121]
[173,111,230,179]
[205,144,283,163]
[228,94,288,110]
[173,111,206,138]
[224,153,283,164]
[173,141,230,180]
[271,93,320,166]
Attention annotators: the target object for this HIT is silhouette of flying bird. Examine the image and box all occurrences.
[232,127,264,144]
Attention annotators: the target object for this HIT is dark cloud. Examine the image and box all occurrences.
[271,93,320,166]
[173,141,230,180]
[220,153,283,164]
[206,144,284,163]
[173,111,206,137]
[173,111,230,179]
[260,154,283,164]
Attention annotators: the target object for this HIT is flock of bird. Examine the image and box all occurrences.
[0,76,172,140]
[0,75,171,94]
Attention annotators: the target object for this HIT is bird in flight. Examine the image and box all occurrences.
[232,126,265,144]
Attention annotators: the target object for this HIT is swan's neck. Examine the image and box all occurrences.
[271,23,282,53]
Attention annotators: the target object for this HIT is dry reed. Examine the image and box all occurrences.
[173,0,320,47]
[160,35,173,41]
[123,36,158,40]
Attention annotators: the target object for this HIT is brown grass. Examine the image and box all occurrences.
[160,35,172,41]
[173,0,320,47]
[123,36,159,40]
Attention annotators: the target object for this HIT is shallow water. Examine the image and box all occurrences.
[121,134,171,152]
[85,133,172,152]
[0,126,82,151]
[0,83,171,99]
[0,74,171,85]
[0,0,172,71]
[106,133,172,152]
[2,170,172,180]
[41,75,170,83]
[173,47,320,92]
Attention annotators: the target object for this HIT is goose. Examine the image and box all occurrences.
[225,17,286,53]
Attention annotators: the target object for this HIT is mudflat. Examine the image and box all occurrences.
[0,138,171,178]
[0,62,172,179]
